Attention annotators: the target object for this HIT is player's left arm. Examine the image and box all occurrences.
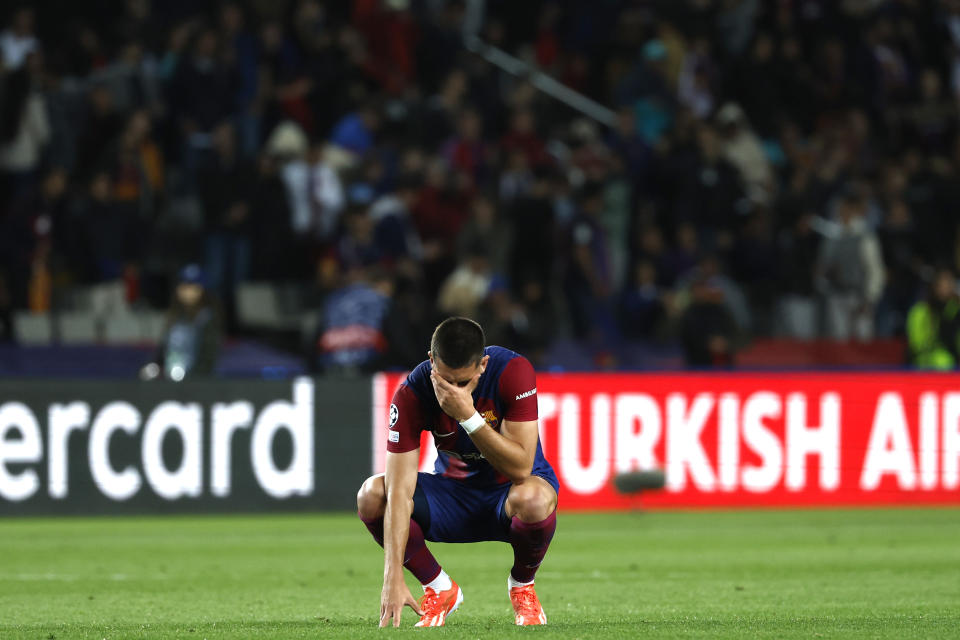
[467,416,538,484]
[431,356,539,483]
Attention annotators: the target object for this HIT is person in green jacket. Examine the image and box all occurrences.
[907,269,960,370]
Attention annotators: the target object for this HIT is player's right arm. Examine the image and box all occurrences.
[379,381,428,627]
[379,448,422,627]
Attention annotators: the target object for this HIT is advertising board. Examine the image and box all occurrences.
[0,378,370,515]
[372,372,960,509]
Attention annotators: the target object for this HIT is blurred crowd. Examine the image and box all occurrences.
[3,0,960,372]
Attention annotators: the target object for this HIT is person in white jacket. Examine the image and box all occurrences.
[266,121,345,243]
[816,190,886,341]
[0,65,50,178]
[716,102,773,206]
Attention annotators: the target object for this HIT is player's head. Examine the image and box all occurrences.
[429,317,488,386]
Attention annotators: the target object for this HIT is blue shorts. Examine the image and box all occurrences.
[413,471,559,544]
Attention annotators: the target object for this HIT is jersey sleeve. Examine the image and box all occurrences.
[498,356,538,422]
[386,383,425,453]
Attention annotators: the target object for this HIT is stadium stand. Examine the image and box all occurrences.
[1,1,959,373]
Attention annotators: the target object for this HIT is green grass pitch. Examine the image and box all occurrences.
[1,508,958,639]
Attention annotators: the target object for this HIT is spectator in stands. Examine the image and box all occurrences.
[816,189,886,341]
[350,0,418,94]
[443,108,489,185]
[715,102,773,206]
[672,123,743,236]
[437,250,492,319]
[680,269,738,368]
[313,266,393,374]
[683,253,751,334]
[368,174,422,266]
[0,62,50,204]
[456,193,511,277]
[730,212,778,335]
[476,270,556,368]
[498,149,532,203]
[507,165,554,289]
[75,84,123,183]
[662,222,701,287]
[733,31,777,136]
[906,268,960,370]
[412,157,472,294]
[633,224,669,287]
[80,170,142,331]
[877,200,922,336]
[12,168,69,313]
[329,102,379,156]
[619,39,675,144]
[94,41,153,115]
[269,121,344,275]
[219,2,261,159]
[716,0,759,57]
[248,151,293,279]
[268,122,346,244]
[0,165,57,310]
[606,106,651,187]
[169,28,239,172]
[473,277,555,366]
[899,68,955,155]
[620,260,664,341]
[332,207,381,278]
[420,68,467,150]
[257,18,312,136]
[380,270,432,370]
[776,212,821,339]
[677,36,718,120]
[142,264,222,381]
[617,38,673,107]
[500,108,546,168]
[198,122,254,329]
[476,276,533,354]
[110,110,164,220]
[564,182,616,339]
[0,8,38,70]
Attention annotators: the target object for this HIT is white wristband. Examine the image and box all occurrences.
[459,411,486,434]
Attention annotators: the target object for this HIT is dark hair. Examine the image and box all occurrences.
[431,317,485,368]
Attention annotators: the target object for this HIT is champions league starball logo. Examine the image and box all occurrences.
[389,403,399,427]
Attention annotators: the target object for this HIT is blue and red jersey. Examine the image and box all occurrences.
[387,345,556,488]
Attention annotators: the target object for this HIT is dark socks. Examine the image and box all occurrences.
[359,513,442,584]
[509,510,557,584]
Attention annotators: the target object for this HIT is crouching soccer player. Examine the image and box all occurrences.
[357,317,558,627]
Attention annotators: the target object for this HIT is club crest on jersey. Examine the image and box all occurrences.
[389,403,398,427]
[482,410,498,427]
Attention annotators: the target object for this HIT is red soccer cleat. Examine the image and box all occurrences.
[414,580,463,627]
[509,582,547,626]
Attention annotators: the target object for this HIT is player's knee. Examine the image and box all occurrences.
[509,484,556,522]
[356,474,386,519]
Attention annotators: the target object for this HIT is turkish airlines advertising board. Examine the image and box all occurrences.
[372,372,960,509]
